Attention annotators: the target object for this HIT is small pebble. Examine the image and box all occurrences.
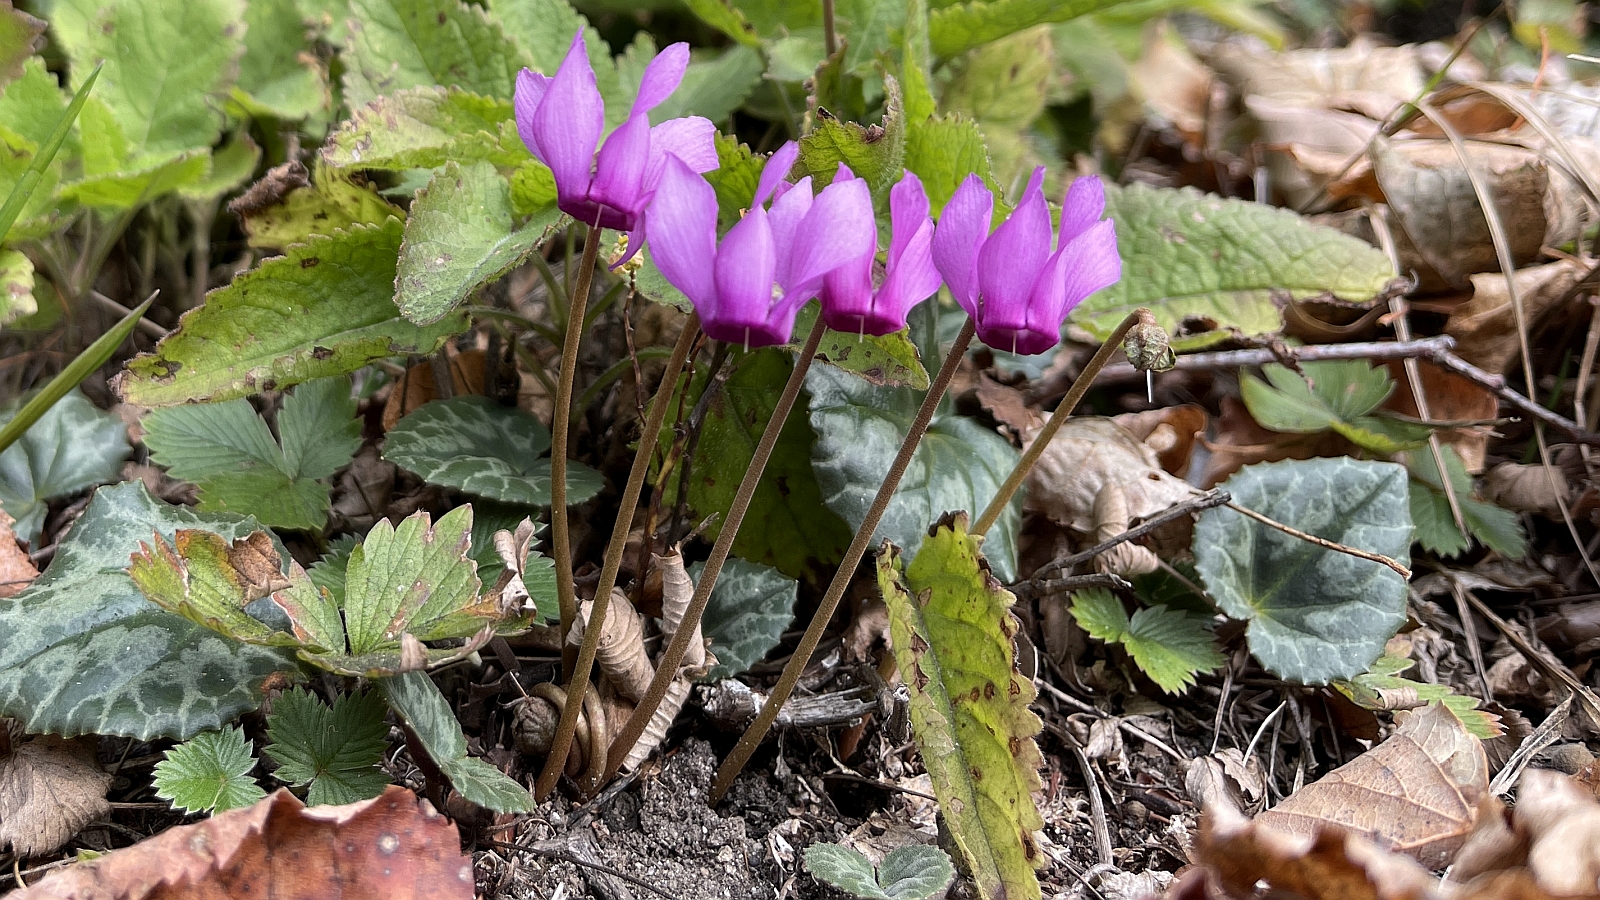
[1541,743,1594,775]
[1123,800,1148,824]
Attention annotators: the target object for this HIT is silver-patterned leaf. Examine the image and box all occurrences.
[694,558,796,681]
[0,390,131,544]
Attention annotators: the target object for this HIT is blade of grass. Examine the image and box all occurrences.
[0,63,101,242]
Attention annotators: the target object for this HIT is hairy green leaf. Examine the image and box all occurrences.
[397,160,557,325]
[703,134,765,230]
[341,0,525,109]
[116,219,466,406]
[379,671,533,812]
[879,514,1043,900]
[382,396,603,507]
[1069,588,1222,693]
[941,25,1052,127]
[0,2,42,87]
[0,389,130,543]
[903,115,1000,216]
[804,841,954,900]
[0,247,33,326]
[696,558,796,681]
[238,165,403,250]
[264,688,391,805]
[805,843,884,899]
[323,86,526,171]
[0,482,298,739]
[153,727,266,815]
[798,75,905,198]
[489,0,634,129]
[1195,458,1412,684]
[928,0,1130,57]
[1077,183,1397,349]
[234,0,328,122]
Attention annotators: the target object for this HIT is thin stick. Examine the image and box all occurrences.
[481,839,686,900]
[822,0,837,57]
[1224,501,1411,579]
[551,226,602,682]
[603,318,829,782]
[1024,490,1231,585]
[1096,336,1455,379]
[537,315,702,798]
[710,319,977,803]
[974,309,1148,537]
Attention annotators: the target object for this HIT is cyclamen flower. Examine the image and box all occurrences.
[514,32,718,237]
[645,143,877,347]
[818,171,942,336]
[932,169,1122,356]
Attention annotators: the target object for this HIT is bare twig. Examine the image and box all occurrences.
[1097,336,1452,380]
[1225,501,1412,579]
[90,290,166,339]
[1023,490,1231,586]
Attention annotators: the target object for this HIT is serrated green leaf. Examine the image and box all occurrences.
[280,376,362,480]
[143,400,284,481]
[379,670,533,813]
[879,515,1043,900]
[115,219,467,406]
[903,115,999,215]
[798,74,905,198]
[0,481,298,739]
[928,0,1131,57]
[341,0,526,109]
[342,505,483,652]
[264,688,391,805]
[1407,445,1527,559]
[1075,183,1396,350]
[940,25,1052,127]
[238,165,404,250]
[1194,458,1412,684]
[1069,588,1223,693]
[322,86,526,171]
[154,727,267,815]
[795,305,931,390]
[235,0,329,122]
[806,844,888,899]
[397,160,558,325]
[128,529,297,645]
[0,2,42,87]
[878,845,957,900]
[0,247,34,327]
[696,557,796,681]
[1335,652,1502,740]
[307,533,360,607]
[704,134,764,230]
[0,389,130,544]
[808,363,1021,582]
[1239,360,1428,454]
[382,396,603,507]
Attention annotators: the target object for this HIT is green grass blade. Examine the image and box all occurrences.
[0,63,101,242]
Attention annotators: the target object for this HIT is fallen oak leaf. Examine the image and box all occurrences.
[0,736,112,859]
[11,785,472,900]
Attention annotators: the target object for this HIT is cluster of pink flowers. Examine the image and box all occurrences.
[514,32,1122,356]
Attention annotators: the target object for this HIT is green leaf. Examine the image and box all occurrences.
[342,506,483,652]
[806,843,886,899]
[0,481,298,739]
[341,0,525,109]
[1194,458,1412,684]
[877,845,958,900]
[56,0,243,156]
[237,165,404,250]
[0,58,90,239]
[397,160,558,325]
[322,86,526,171]
[807,363,1022,582]
[0,58,71,152]
[1334,652,1502,740]
[264,688,391,805]
[115,219,467,406]
[1068,588,1222,693]
[1239,360,1429,454]
[61,148,210,210]
[696,557,796,681]
[280,376,363,479]
[879,515,1043,900]
[1407,445,1527,559]
[153,727,267,815]
[680,0,763,47]
[796,305,931,390]
[798,74,905,198]
[307,534,360,607]
[0,389,130,544]
[129,530,299,645]
[0,247,34,326]
[704,134,765,231]
[1075,183,1397,350]
[928,0,1130,57]
[378,671,534,813]
[902,115,999,215]
[235,0,329,122]
[686,349,852,580]
[382,396,603,507]
[178,135,262,202]
[940,25,1052,127]
[0,2,43,87]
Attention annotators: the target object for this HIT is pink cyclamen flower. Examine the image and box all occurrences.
[514,31,718,237]
[645,142,878,348]
[818,171,942,336]
[931,169,1122,356]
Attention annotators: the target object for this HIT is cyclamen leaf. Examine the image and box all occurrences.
[378,671,533,813]
[1194,458,1413,684]
[805,844,887,899]
[877,845,957,900]
[1077,183,1397,349]
[115,219,467,406]
[341,0,526,109]
[1069,588,1222,694]
[153,727,266,815]
[264,688,391,806]
[0,389,130,544]
[695,558,797,681]
[879,514,1044,900]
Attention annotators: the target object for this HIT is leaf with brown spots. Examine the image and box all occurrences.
[0,736,112,859]
[11,786,473,900]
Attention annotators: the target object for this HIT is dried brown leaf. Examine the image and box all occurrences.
[1514,769,1600,895]
[381,350,486,431]
[0,736,112,859]
[0,508,38,599]
[1381,362,1499,473]
[13,786,472,900]
[1446,260,1586,375]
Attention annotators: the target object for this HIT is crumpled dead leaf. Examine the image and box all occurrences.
[1454,769,1600,895]
[1186,748,1267,816]
[0,736,112,859]
[381,350,485,431]
[0,508,39,599]
[1483,463,1571,518]
[13,785,471,900]
[1446,260,1586,375]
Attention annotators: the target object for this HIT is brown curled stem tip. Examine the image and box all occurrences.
[536,311,701,800]
[972,308,1150,538]
[602,317,829,783]
[710,317,978,804]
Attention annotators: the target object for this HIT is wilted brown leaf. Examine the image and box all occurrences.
[1255,703,1488,869]
[1380,363,1499,473]
[13,786,472,900]
[0,508,38,599]
[1445,259,1586,374]
[381,350,486,431]
[0,736,112,859]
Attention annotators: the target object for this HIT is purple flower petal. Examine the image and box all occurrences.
[930,174,992,317]
[975,172,1051,327]
[785,175,875,295]
[706,206,780,345]
[819,247,876,335]
[514,69,552,163]
[533,31,605,212]
[587,111,651,230]
[645,156,719,311]
[766,175,814,287]
[871,218,940,333]
[643,116,718,193]
[888,171,930,266]
[633,42,690,114]
[754,142,800,206]
[1059,175,1106,243]
[1053,219,1121,315]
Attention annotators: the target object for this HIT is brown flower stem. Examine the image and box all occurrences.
[603,317,829,782]
[552,226,603,681]
[535,314,702,799]
[709,317,976,804]
[971,308,1149,537]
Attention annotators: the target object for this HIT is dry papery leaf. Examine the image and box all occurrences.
[1131,22,1215,143]
[0,736,112,859]
[1453,769,1600,896]
[1483,463,1571,518]
[0,508,39,599]
[1446,260,1588,376]
[13,786,473,900]
[381,349,486,431]
[1380,363,1500,474]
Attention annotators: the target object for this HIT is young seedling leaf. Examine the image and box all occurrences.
[879,513,1044,900]
[382,396,603,507]
[0,389,131,544]
[1407,445,1527,559]
[1069,588,1223,693]
[264,688,391,805]
[1194,458,1413,684]
[152,727,267,815]
[379,671,533,813]
[695,557,796,681]
[1240,361,1429,454]
[341,0,525,109]
[805,843,887,899]
[877,844,957,900]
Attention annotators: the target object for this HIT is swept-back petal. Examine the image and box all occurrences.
[633,42,691,114]
[819,247,876,334]
[533,31,604,207]
[1054,219,1121,314]
[1059,175,1106,243]
[785,175,875,295]
[930,174,992,316]
[587,112,651,230]
[645,156,720,310]
[873,219,941,328]
[514,69,552,163]
[888,171,930,265]
[766,175,813,286]
[642,116,718,193]
[707,207,781,345]
[754,142,800,206]
[975,175,1051,324]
